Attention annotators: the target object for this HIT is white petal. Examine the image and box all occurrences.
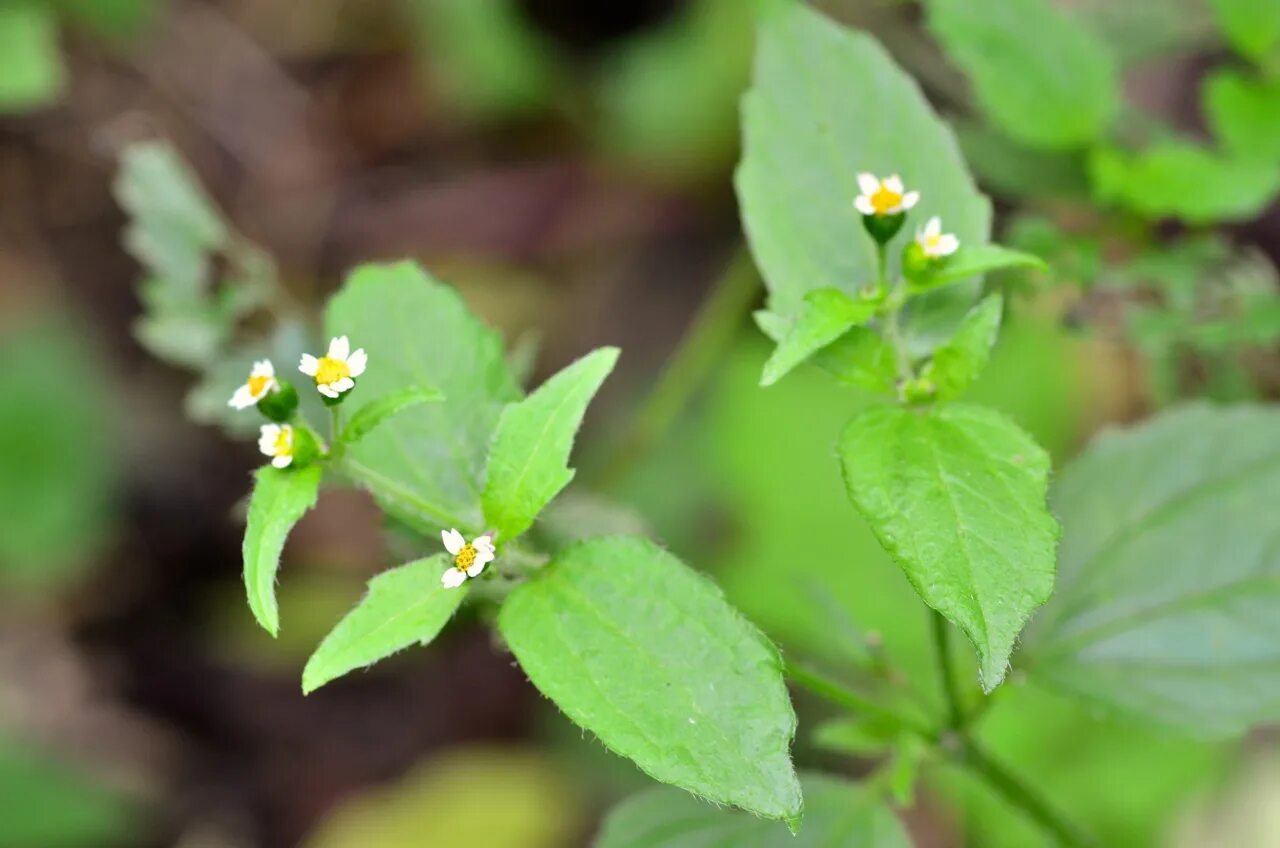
[924,216,941,237]
[900,191,920,210]
[299,354,319,376]
[317,383,338,398]
[272,454,293,469]
[473,547,495,567]
[937,234,960,256]
[856,172,880,196]
[442,529,465,555]
[329,336,350,360]
[332,377,355,393]
[466,560,487,578]
[229,385,256,409]
[885,174,904,194]
[472,534,493,550]
[854,196,876,216]
[251,360,274,378]
[347,349,368,377]
[441,568,467,588]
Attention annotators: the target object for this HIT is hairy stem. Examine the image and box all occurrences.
[930,609,965,729]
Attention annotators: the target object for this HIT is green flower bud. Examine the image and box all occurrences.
[256,380,299,423]
[861,211,906,246]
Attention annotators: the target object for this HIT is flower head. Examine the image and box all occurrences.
[916,216,959,258]
[299,336,368,399]
[229,360,278,410]
[854,173,920,217]
[440,529,495,588]
[258,423,296,468]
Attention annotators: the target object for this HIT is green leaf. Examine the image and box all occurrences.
[498,536,801,823]
[325,262,520,535]
[911,245,1046,293]
[340,386,444,445]
[756,311,899,395]
[839,403,1058,691]
[481,348,617,541]
[1088,141,1280,224]
[737,1,991,343]
[957,122,1090,201]
[759,289,878,387]
[59,0,157,40]
[1023,405,1280,736]
[924,293,1003,401]
[1210,0,1280,60]
[0,4,65,112]
[596,773,910,848]
[243,465,323,636]
[925,0,1118,150]
[1204,70,1280,162]
[302,555,465,693]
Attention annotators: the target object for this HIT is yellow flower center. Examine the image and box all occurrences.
[870,185,903,215]
[273,428,294,457]
[314,356,351,386]
[247,374,272,396]
[454,544,477,571]
[925,234,941,248]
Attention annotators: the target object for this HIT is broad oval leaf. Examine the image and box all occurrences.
[596,773,910,848]
[910,244,1046,293]
[325,262,520,536]
[759,289,877,387]
[303,555,465,694]
[923,293,1003,402]
[925,0,1118,150]
[243,465,323,636]
[737,1,991,343]
[481,347,619,542]
[340,386,444,445]
[1023,405,1280,737]
[498,536,802,823]
[840,403,1058,691]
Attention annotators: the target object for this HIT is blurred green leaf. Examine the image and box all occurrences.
[596,773,910,847]
[924,293,1003,401]
[757,288,878,388]
[243,465,323,636]
[0,4,65,112]
[1024,405,1280,736]
[498,536,802,824]
[57,0,157,40]
[0,736,135,847]
[926,0,1117,150]
[811,716,901,757]
[911,245,1046,294]
[340,386,443,446]
[1204,70,1280,162]
[1073,0,1214,66]
[956,122,1090,201]
[1210,0,1280,61]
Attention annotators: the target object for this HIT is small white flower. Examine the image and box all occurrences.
[299,336,368,399]
[228,360,277,410]
[440,528,495,588]
[916,216,960,258]
[854,172,920,217]
[258,423,295,469]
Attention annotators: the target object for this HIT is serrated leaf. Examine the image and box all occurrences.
[925,0,1117,150]
[243,465,323,636]
[1023,405,1280,736]
[481,347,618,542]
[759,289,877,387]
[325,262,520,536]
[924,294,1003,401]
[910,245,1046,293]
[302,555,464,693]
[1210,0,1280,60]
[498,536,801,823]
[596,773,910,848]
[737,1,991,345]
[1204,70,1280,163]
[839,404,1058,691]
[340,386,444,445]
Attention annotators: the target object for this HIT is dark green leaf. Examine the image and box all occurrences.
[243,465,323,636]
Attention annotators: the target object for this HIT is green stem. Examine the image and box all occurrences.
[931,609,965,729]
[874,241,915,384]
[785,661,933,738]
[328,406,344,461]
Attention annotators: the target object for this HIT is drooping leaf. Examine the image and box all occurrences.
[759,288,878,387]
[498,536,802,823]
[0,4,64,112]
[1023,405,1280,736]
[1204,70,1280,163]
[340,386,444,446]
[481,348,618,541]
[325,262,520,536]
[595,773,910,848]
[1210,0,1280,60]
[924,293,1003,401]
[302,555,465,693]
[910,246,1046,293]
[925,0,1118,150]
[839,403,1059,691]
[737,0,991,345]
[243,465,323,636]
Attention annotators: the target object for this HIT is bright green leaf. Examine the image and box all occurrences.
[325,262,520,536]
[1204,70,1280,162]
[923,294,1003,401]
[481,348,618,541]
[925,0,1118,150]
[759,288,877,387]
[498,536,802,823]
[1210,0,1280,60]
[243,465,323,636]
[911,245,1046,293]
[340,386,444,445]
[0,4,65,112]
[1023,405,1280,736]
[756,311,898,395]
[596,773,910,848]
[737,0,991,344]
[303,555,465,693]
[840,403,1059,691]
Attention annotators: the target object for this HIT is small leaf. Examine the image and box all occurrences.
[756,312,898,395]
[924,293,1003,401]
[759,289,877,387]
[243,465,323,636]
[340,386,444,445]
[481,347,619,542]
[1210,0,1280,60]
[911,245,1046,293]
[596,773,911,848]
[302,555,465,693]
[498,536,801,823]
[840,403,1058,691]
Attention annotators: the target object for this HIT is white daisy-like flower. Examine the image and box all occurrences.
[854,173,920,217]
[228,360,278,410]
[299,336,368,399]
[916,216,960,258]
[440,529,495,588]
[258,423,295,469]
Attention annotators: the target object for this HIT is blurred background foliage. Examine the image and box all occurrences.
[1,0,1279,845]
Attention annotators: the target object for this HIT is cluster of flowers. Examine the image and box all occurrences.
[853,172,959,260]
